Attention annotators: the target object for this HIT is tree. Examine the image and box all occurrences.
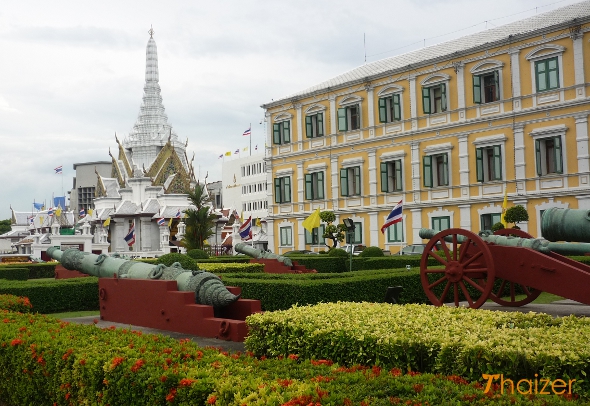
[504,205,529,229]
[319,211,347,249]
[182,183,217,251]
[491,222,505,233]
[0,219,11,235]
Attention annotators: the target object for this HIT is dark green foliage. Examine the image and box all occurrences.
[0,267,29,281]
[0,278,99,313]
[195,257,251,264]
[155,253,199,271]
[359,246,384,257]
[328,248,348,258]
[0,219,11,234]
[320,211,347,249]
[504,205,529,226]
[0,263,56,279]
[283,256,346,273]
[182,183,217,250]
[187,249,209,259]
[491,222,505,232]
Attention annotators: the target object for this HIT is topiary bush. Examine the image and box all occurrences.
[0,294,32,313]
[491,222,505,232]
[187,249,209,260]
[359,246,384,257]
[155,253,199,271]
[328,248,348,258]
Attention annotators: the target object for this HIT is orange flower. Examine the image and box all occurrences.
[288,354,299,361]
[10,339,23,346]
[207,395,217,404]
[131,359,145,372]
[166,388,176,403]
[110,357,124,369]
[179,378,198,386]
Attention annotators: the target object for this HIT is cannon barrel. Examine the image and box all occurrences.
[46,247,240,307]
[234,243,293,267]
[541,207,590,242]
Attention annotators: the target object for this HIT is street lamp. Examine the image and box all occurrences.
[342,218,355,272]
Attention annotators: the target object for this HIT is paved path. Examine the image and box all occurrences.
[449,299,590,317]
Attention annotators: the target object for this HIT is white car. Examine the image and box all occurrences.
[339,244,366,256]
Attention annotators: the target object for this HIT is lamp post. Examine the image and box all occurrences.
[342,218,355,272]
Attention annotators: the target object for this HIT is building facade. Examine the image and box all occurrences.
[69,161,112,214]
[262,2,590,254]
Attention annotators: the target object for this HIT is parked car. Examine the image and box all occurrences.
[397,244,427,256]
[339,244,366,256]
[283,250,320,255]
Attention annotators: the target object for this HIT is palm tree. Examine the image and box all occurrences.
[182,183,217,250]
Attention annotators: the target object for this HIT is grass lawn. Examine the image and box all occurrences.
[48,310,100,318]
[489,291,565,304]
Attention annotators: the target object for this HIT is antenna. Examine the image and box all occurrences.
[364,33,366,63]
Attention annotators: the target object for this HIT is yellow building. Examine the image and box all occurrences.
[261,1,590,254]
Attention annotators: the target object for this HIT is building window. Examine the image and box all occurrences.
[273,121,291,145]
[423,154,448,187]
[305,225,325,245]
[378,94,401,122]
[280,226,292,246]
[535,57,559,92]
[476,145,502,182]
[274,176,291,203]
[340,166,361,196]
[432,216,450,232]
[535,137,563,175]
[305,172,325,200]
[345,222,363,244]
[422,84,447,114]
[337,105,360,131]
[480,213,501,232]
[305,113,324,138]
[473,71,499,104]
[387,222,403,243]
[380,160,403,192]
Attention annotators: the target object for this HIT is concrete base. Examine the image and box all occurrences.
[54,264,89,279]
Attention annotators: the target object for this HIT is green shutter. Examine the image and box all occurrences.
[304,228,312,244]
[535,139,542,175]
[395,160,403,191]
[285,177,291,202]
[354,223,362,244]
[305,173,313,200]
[283,121,291,143]
[317,171,325,199]
[317,113,324,136]
[340,168,348,196]
[378,97,387,123]
[380,162,389,192]
[392,94,401,120]
[442,153,449,185]
[423,155,432,187]
[548,57,559,89]
[422,87,431,114]
[305,116,312,138]
[337,108,347,131]
[473,75,481,104]
[476,147,484,182]
[440,83,447,111]
[494,71,500,101]
[354,166,361,195]
[273,124,281,144]
[274,178,281,203]
[493,145,502,180]
[536,60,546,92]
[554,136,563,173]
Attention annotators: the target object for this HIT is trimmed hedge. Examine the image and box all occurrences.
[0,267,29,281]
[221,268,425,311]
[187,249,209,259]
[0,262,56,279]
[0,278,99,314]
[199,262,264,274]
[358,246,384,257]
[282,256,346,273]
[155,253,199,271]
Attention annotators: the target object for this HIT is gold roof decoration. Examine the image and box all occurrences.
[115,133,133,177]
[148,139,193,193]
[95,167,107,198]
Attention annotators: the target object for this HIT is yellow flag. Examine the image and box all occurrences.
[88,208,94,216]
[240,211,244,223]
[302,208,321,233]
[168,217,173,228]
[225,151,231,157]
[39,216,44,225]
[500,188,508,227]
[103,217,111,227]
[55,207,62,217]
[256,218,262,227]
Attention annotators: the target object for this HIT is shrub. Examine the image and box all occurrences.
[0,262,56,279]
[187,249,209,259]
[0,294,32,312]
[0,267,29,281]
[155,253,199,270]
[491,222,505,232]
[328,248,348,258]
[198,263,264,274]
[358,246,384,257]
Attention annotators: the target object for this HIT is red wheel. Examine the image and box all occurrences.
[420,228,495,309]
[489,229,542,306]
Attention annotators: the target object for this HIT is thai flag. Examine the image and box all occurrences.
[79,208,85,217]
[234,149,240,154]
[54,166,62,174]
[28,216,34,225]
[47,207,54,217]
[380,200,403,234]
[175,209,181,218]
[239,216,252,239]
[218,154,223,159]
[157,218,165,226]
[124,224,135,246]
[242,127,251,136]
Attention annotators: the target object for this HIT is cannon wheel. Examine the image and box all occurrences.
[420,228,495,309]
[488,229,542,307]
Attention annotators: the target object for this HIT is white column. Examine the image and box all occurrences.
[575,114,590,187]
[458,134,469,186]
[295,104,302,144]
[509,49,522,112]
[455,63,466,121]
[331,157,339,210]
[267,218,275,253]
[410,208,422,244]
[297,163,304,204]
[329,95,337,135]
[411,142,421,203]
[265,111,272,149]
[297,218,305,250]
[367,85,375,134]
[368,149,377,198]
[409,74,418,130]
[572,35,586,99]
[369,211,378,247]
[458,204,472,231]
[513,123,526,190]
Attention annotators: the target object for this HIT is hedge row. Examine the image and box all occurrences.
[198,262,264,274]
[288,255,439,273]
[0,268,28,281]
[0,309,583,405]
[221,269,426,311]
[0,278,99,314]
[245,302,590,395]
[0,262,56,279]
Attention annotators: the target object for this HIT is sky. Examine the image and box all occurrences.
[0,0,583,220]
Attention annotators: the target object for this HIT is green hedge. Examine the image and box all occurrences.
[0,278,99,314]
[282,256,346,273]
[199,262,264,274]
[0,267,28,281]
[0,262,56,279]
[222,269,425,311]
[196,256,251,264]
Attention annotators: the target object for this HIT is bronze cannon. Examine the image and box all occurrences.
[234,243,293,267]
[46,247,240,307]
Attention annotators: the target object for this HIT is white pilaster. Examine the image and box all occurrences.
[513,123,526,185]
[410,208,422,244]
[458,204,472,231]
[331,157,339,209]
[509,49,522,112]
[369,211,378,248]
[295,104,303,143]
[411,143,421,203]
[297,163,304,204]
[455,63,466,121]
[329,95,337,135]
[297,218,305,250]
[267,218,275,253]
[368,149,377,197]
[575,115,590,185]
[458,134,469,186]
[367,86,375,133]
[409,75,418,130]
[572,35,586,99]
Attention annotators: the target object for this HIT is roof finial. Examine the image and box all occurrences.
[148,25,154,39]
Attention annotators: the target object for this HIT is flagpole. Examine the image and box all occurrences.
[249,123,251,156]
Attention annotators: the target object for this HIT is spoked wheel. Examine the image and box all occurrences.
[488,229,542,307]
[420,229,495,309]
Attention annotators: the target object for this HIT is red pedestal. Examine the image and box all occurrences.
[54,264,89,279]
[98,278,262,342]
[250,258,317,273]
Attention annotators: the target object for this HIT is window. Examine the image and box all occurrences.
[473,71,500,104]
[305,113,324,138]
[380,160,403,192]
[340,166,361,196]
[274,176,291,203]
[432,216,450,232]
[273,121,291,145]
[535,57,559,92]
[337,105,360,131]
[387,222,403,243]
[476,145,502,182]
[423,154,448,187]
[345,222,363,244]
[422,84,447,114]
[280,226,292,246]
[378,94,401,122]
[480,213,501,231]
[535,137,563,175]
[305,225,325,245]
[305,172,325,200]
